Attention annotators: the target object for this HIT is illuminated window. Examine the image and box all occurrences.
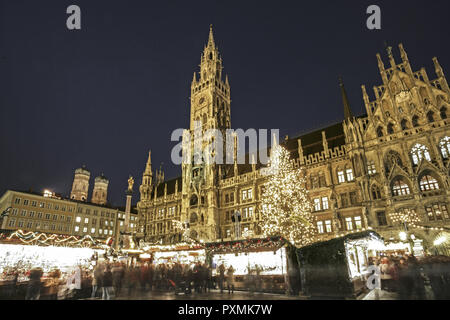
[314,198,321,211]
[337,171,345,183]
[392,178,411,196]
[84,217,89,224]
[367,161,376,175]
[74,226,79,232]
[345,217,353,231]
[439,136,450,159]
[99,228,103,234]
[426,204,448,221]
[317,221,324,234]
[109,230,113,235]
[321,197,329,210]
[104,229,108,235]
[419,175,440,191]
[83,227,87,233]
[75,216,81,223]
[39,202,44,208]
[120,221,124,226]
[354,216,362,230]
[325,220,332,233]
[346,169,354,181]
[411,143,431,165]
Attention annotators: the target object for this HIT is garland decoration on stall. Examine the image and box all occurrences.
[5,229,104,248]
[205,236,288,254]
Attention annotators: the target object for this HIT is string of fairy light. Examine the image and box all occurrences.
[4,229,106,248]
[258,143,317,247]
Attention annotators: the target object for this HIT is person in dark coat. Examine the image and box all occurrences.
[112,262,124,297]
[218,263,226,293]
[25,268,43,300]
[102,265,114,300]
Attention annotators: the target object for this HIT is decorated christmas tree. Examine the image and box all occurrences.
[259,142,317,247]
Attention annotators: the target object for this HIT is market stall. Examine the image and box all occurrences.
[205,237,298,294]
[0,229,107,299]
[296,230,384,298]
[141,242,206,265]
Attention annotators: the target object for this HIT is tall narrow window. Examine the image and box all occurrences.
[427,111,435,123]
[400,119,408,130]
[317,221,324,234]
[346,169,354,181]
[377,127,384,137]
[439,136,450,159]
[387,123,394,134]
[345,217,353,231]
[412,115,419,127]
[411,143,431,165]
[367,161,376,175]
[440,106,447,119]
[337,170,345,183]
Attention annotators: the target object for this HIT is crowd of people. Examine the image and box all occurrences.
[370,253,450,299]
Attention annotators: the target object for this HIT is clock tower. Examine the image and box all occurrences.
[181,25,231,242]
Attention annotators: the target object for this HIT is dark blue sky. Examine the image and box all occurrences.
[0,0,449,206]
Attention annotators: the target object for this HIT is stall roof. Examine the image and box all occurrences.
[297,230,382,252]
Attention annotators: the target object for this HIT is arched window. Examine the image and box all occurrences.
[189,212,198,223]
[411,143,431,165]
[439,136,450,159]
[190,195,198,206]
[427,111,435,123]
[190,230,198,239]
[387,123,394,134]
[391,177,411,196]
[400,119,408,130]
[384,150,403,173]
[440,106,447,119]
[412,115,419,127]
[419,174,440,191]
[371,185,382,200]
[376,126,384,137]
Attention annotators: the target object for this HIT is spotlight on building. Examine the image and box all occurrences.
[434,236,447,246]
[399,232,407,241]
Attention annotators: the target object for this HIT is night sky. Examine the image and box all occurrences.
[0,0,449,206]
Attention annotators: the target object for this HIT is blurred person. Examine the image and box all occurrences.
[91,263,103,299]
[218,263,225,293]
[102,264,113,300]
[226,265,235,294]
[112,262,124,297]
[25,268,43,300]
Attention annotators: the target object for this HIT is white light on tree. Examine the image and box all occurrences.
[258,143,317,247]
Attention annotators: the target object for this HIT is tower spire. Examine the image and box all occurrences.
[339,76,353,121]
[208,24,215,48]
[144,150,152,177]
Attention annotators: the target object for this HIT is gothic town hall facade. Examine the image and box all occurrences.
[136,27,450,249]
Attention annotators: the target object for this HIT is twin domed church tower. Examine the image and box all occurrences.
[70,165,109,205]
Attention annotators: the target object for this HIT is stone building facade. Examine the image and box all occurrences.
[136,27,449,250]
